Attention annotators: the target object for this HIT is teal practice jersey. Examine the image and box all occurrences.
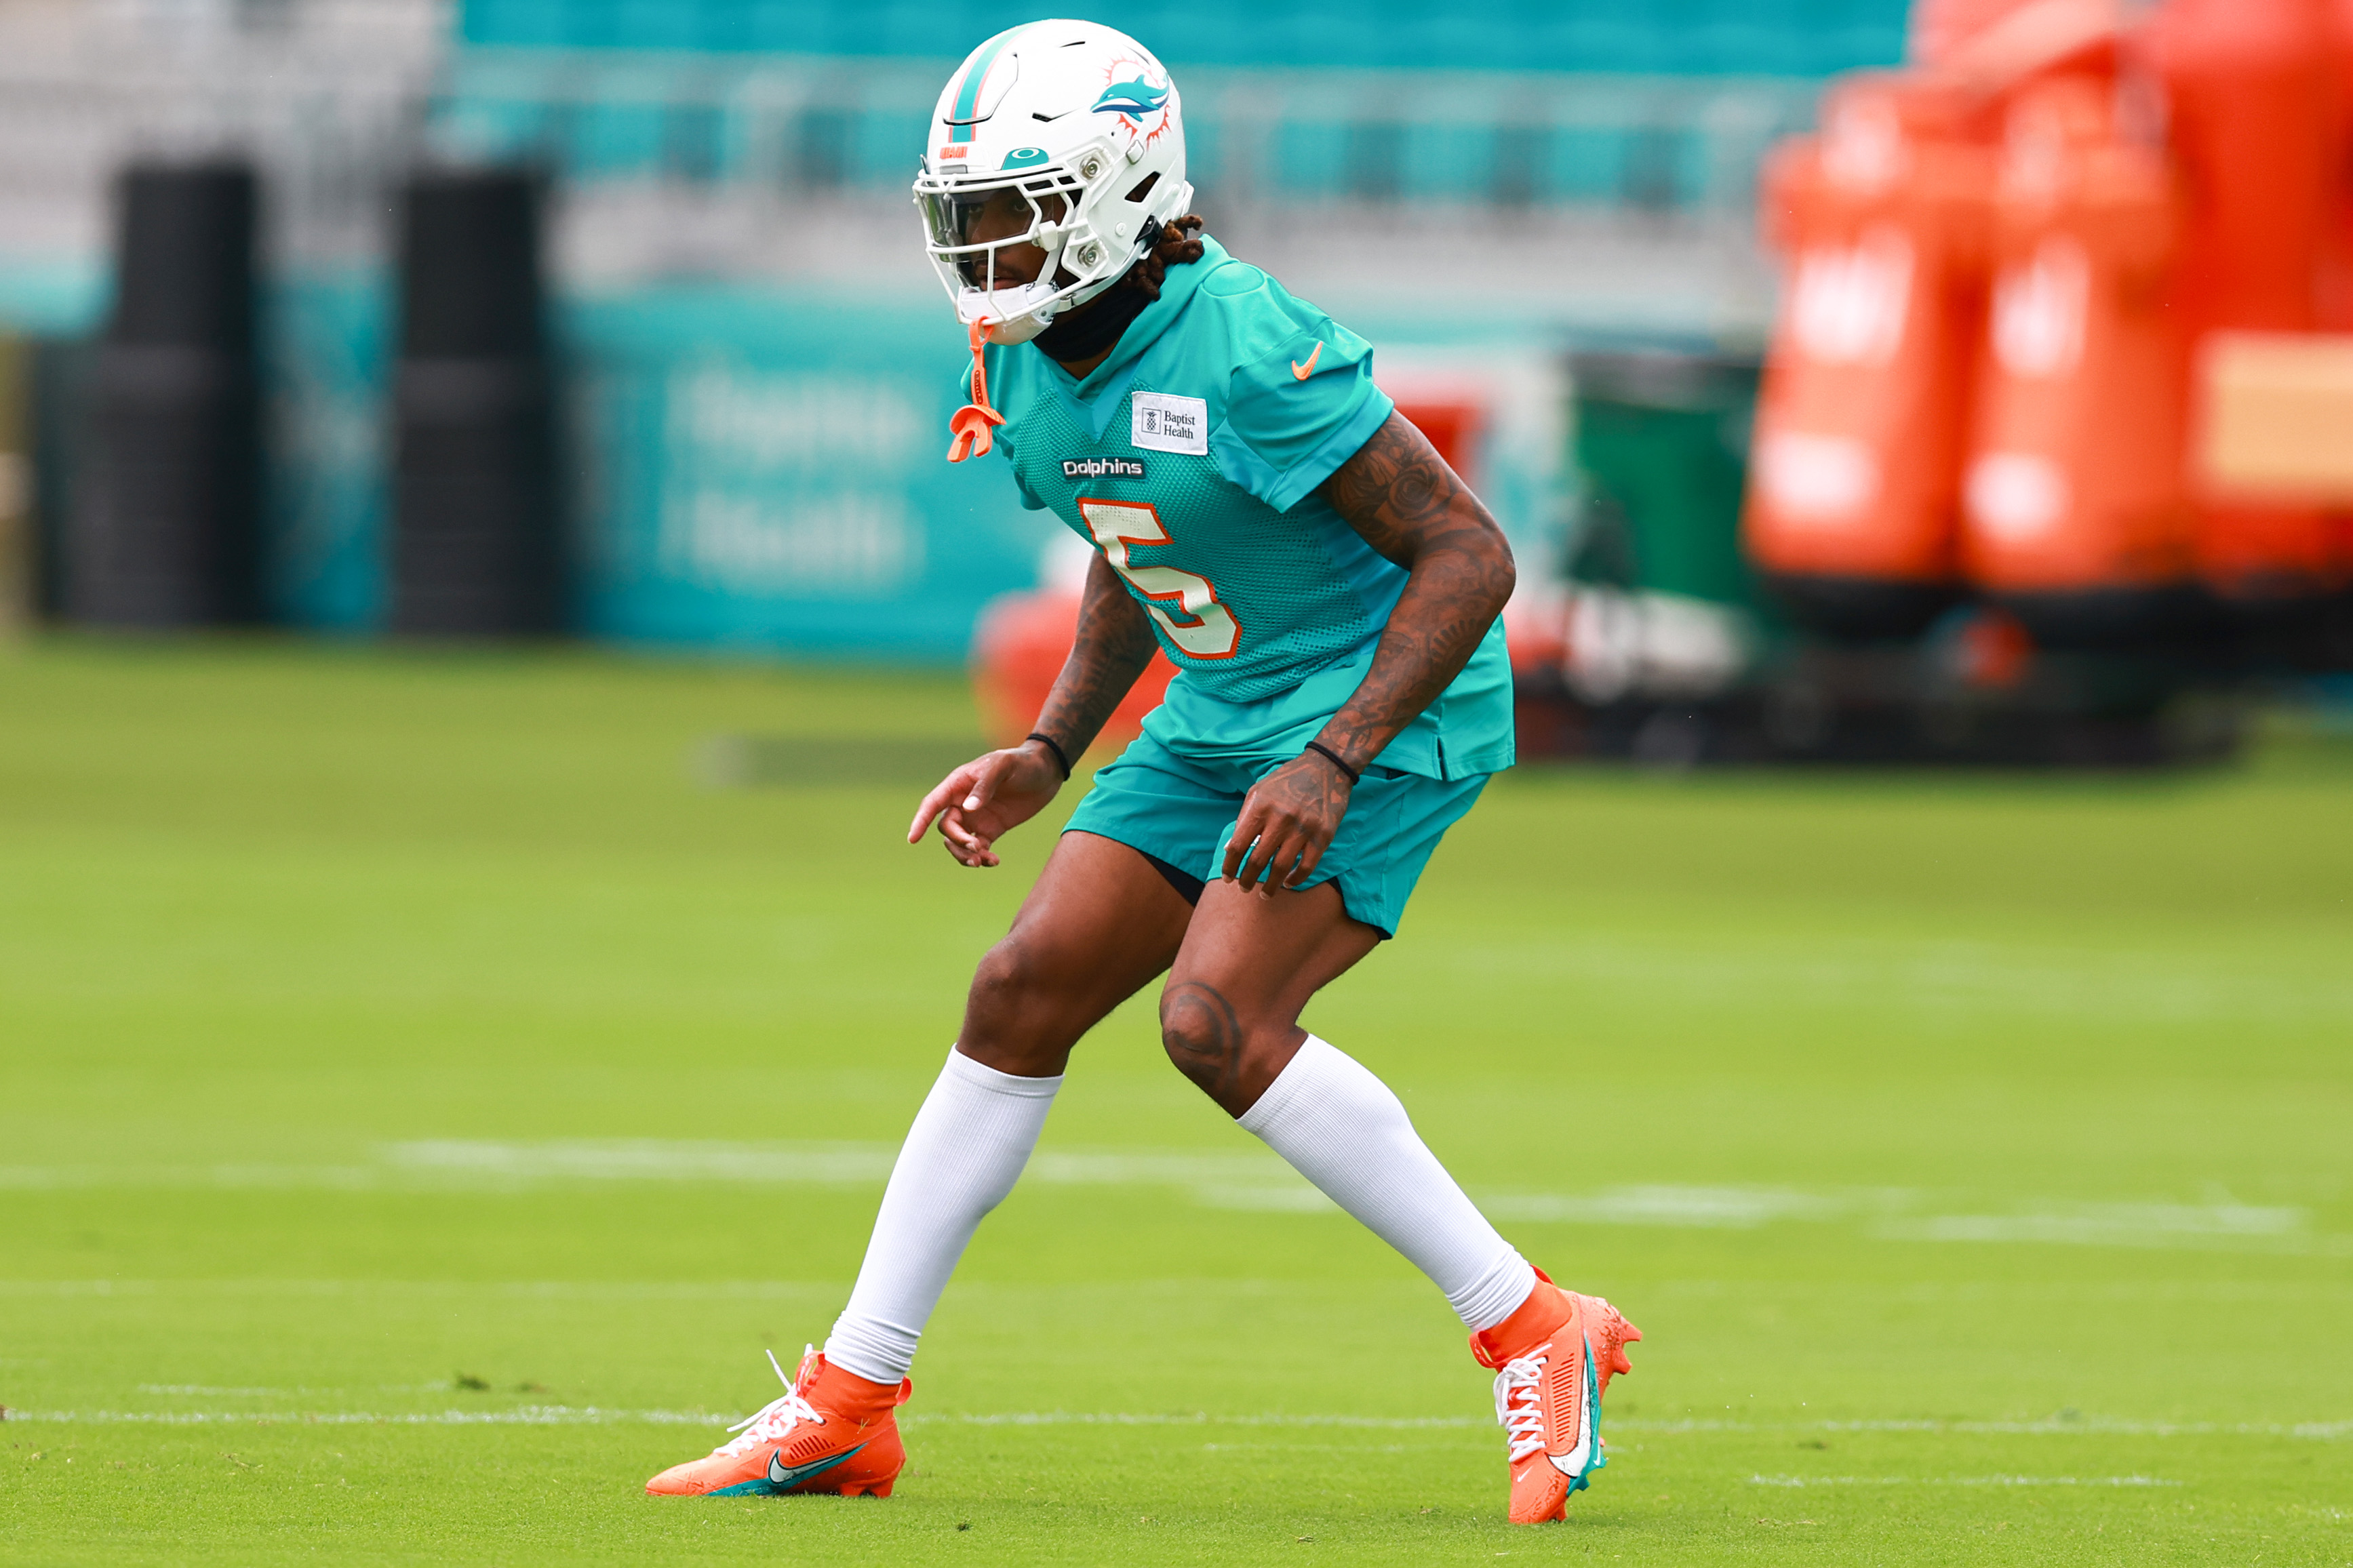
[983,236,1514,781]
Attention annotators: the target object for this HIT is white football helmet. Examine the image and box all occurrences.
[913,20,1195,344]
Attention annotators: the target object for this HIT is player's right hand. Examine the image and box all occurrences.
[908,740,1066,867]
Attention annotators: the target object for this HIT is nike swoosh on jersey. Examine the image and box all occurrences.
[1290,342,1323,380]
[766,1443,862,1490]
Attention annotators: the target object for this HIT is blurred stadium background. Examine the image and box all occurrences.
[0,0,1834,670]
[5,0,2350,761]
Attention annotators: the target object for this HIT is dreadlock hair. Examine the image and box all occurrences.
[1123,214,1208,302]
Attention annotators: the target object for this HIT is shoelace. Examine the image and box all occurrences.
[1492,1347,1551,1462]
[712,1346,827,1457]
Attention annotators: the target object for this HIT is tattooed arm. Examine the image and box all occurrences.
[1221,411,1516,891]
[1030,551,1164,760]
[911,551,1160,866]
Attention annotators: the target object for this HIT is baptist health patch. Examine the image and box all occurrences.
[1130,391,1208,456]
[1062,458,1146,479]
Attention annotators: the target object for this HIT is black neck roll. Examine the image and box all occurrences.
[1034,273,1151,367]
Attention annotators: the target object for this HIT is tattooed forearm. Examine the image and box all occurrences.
[1313,412,1517,768]
[1159,978,1246,1103]
[1031,552,1162,758]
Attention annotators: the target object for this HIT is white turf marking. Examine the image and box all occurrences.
[1751,1474,2183,1488]
[385,1141,1313,1195]
[1629,1416,2353,1439]
[1879,1203,2308,1248]
[388,1140,900,1184]
[0,1142,1324,1215]
[1480,1186,1862,1228]
[1191,1184,1341,1213]
[9,1407,728,1426]
[9,1409,2348,1440]
[5,1409,1482,1431]
[1,1143,2343,1253]
[138,1384,329,1397]
[0,1279,839,1301]
[1450,937,2353,1025]
[907,1412,1481,1429]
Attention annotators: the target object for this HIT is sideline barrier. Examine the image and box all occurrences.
[73,162,263,628]
[390,169,563,636]
[1743,75,1990,641]
[264,279,1043,653]
[1958,76,2198,647]
[155,279,1048,658]
[2152,0,2348,603]
[40,272,1570,663]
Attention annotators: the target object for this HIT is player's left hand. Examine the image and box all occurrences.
[1223,750,1353,894]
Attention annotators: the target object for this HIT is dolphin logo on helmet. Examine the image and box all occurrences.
[1091,77,1169,119]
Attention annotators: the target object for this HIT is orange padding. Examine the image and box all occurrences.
[946,319,1008,462]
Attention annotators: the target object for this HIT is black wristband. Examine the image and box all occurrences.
[1303,740,1360,785]
[1025,731,1073,780]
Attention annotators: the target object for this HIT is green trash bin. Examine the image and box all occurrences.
[1554,348,1778,719]
[1567,348,1766,616]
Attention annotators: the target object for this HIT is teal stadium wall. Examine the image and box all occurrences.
[563,290,1044,658]
[459,0,1909,79]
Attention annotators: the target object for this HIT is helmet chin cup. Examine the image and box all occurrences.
[957,278,1061,342]
[983,312,1051,346]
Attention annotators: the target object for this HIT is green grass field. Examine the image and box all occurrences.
[2,638,2348,1566]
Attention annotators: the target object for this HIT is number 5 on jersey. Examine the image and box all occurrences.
[1075,497,1242,659]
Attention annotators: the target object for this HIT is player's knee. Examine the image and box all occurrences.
[966,938,1046,1026]
[1158,978,1254,1102]
[960,937,1075,1071]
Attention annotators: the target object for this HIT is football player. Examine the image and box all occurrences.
[646,19,1638,1525]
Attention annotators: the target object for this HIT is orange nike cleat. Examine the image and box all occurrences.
[645,1347,910,1499]
[1469,1270,1642,1525]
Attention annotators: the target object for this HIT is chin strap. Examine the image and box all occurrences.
[946,319,1008,463]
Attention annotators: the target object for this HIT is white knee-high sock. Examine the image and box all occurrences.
[824,1047,1061,1384]
[1238,1034,1538,1331]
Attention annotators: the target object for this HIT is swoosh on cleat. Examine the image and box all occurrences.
[1549,1346,1602,1480]
[766,1443,861,1490]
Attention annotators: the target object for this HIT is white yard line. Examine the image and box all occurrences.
[8,1407,729,1426]
[1,1146,2341,1253]
[0,1279,842,1300]
[1751,1474,2183,1487]
[1634,1416,2353,1439]
[6,1409,2346,1439]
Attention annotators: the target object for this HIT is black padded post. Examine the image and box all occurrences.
[71,161,262,626]
[389,167,561,636]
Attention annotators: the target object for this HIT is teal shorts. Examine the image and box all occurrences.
[1062,731,1489,938]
